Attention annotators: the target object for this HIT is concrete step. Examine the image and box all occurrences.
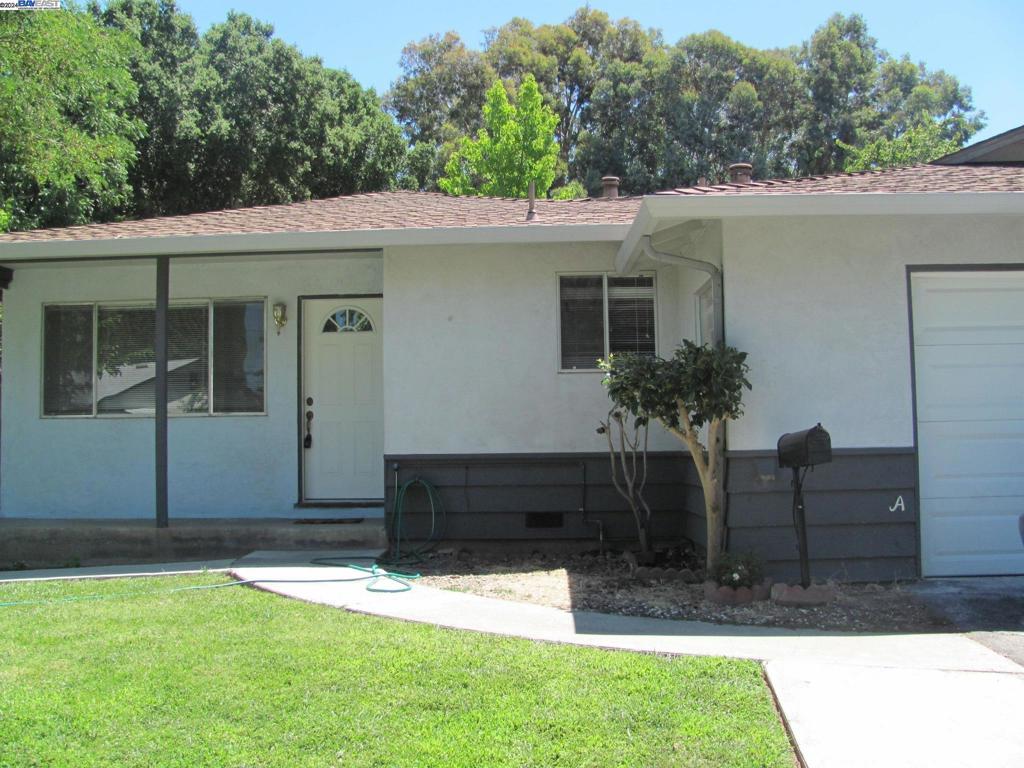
[0,518,388,570]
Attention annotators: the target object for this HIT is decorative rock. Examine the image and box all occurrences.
[771,583,837,607]
[752,579,773,602]
[716,585,737,605]
[677,568,700,584]
[622,551,639,574]
[703,579,772,605]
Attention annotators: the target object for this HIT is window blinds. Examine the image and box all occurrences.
[559,276,605,369]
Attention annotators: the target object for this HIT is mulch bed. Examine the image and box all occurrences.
[415,549,952,633]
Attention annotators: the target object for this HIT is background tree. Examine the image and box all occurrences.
[387,32,495,190]
[92,2,405,217]
[838,122,959,171]
[0,11,143,231]
[600,343,751,569]
[91,0,203,218]
[390,9,984,193]
[438,75,558,197]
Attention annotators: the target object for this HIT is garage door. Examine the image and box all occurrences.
[913,271,1024,577]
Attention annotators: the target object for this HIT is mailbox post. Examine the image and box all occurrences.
[777,424,832,588]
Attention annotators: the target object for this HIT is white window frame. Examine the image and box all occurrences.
[556,271,658,373]
[40,297,269,418]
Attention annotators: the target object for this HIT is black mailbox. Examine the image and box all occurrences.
[777,423,832,469]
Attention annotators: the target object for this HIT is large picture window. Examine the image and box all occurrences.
[558,274,656,370]
[43,299,265,417]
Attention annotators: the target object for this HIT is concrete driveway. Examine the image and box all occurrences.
[911,576,1024,665]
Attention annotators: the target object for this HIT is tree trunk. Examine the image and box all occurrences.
[703,419,727,567]
[636,523,651,556]
[672,414,728,571]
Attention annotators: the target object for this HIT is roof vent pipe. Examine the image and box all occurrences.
[526,180,537,221]
[728,163,753,185]
[601,175,620,199]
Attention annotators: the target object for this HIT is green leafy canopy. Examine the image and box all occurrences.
[837,121,960,172]
[0,10,143,231]
[599,341,752,431]
[438,74,559,197]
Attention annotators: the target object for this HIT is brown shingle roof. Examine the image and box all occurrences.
[658,163,1024,196]
[0,190,641,243]
[3,164,1021,245]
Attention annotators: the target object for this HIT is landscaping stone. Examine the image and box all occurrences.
[703,579,773,605]
[622,551,638,575]
[752,580,773,602]
[677,568,700,584]
[771,583,837,607]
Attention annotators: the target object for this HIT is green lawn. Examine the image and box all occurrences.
[0,574,793,768]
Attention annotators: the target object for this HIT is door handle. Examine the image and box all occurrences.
[304,409,314,449]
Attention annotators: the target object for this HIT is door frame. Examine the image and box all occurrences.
[296,293,384,505]
[905,263,1024,577]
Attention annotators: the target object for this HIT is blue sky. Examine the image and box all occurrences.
[175,0,1021,142]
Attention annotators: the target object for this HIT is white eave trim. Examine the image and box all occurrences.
[641,191,1024,218]
[0,222,632,262]
[617,192,1024,272]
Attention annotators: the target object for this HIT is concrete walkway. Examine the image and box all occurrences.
[231,561,1024,768]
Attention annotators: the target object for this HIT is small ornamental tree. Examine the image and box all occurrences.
[597,408,653,556]
[600,342,751,569]
[438,74,558,198]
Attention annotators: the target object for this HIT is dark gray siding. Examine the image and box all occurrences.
[383,448,919,582]
[384,452,701,547]
[726,449,918,582]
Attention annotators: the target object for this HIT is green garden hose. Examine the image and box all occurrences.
[0,562,421,608]
[0,478,447,609]
[380,476,447,566]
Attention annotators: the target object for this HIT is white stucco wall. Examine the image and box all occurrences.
[1,254,381,518]
[723,214,1024,450]
[382,242,692,455]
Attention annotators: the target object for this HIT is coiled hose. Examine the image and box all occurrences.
[0,480,447,608]
[380,476,447,567]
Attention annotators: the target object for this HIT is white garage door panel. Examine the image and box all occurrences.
[914,273,1024,347]
[917,421,1024,500]
[922,498,1024,577]
[915,345,1024,423]
[913,271,1024,577]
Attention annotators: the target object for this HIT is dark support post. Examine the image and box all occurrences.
[791,467,811,588]
[155,256,169,528]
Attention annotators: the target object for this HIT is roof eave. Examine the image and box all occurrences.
[616,191,1024,273]
[933,125,1024,165]
[0,222,633,262]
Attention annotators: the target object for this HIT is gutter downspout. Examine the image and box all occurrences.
[638,234,730,555]
[639,235,724,345]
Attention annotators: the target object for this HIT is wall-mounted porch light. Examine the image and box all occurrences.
[272,302,288,335]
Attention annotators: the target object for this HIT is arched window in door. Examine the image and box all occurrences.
[322,307,373,333]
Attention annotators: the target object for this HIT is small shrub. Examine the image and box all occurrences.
[711,552,764,589]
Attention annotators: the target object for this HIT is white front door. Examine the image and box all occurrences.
[913,271,1024,576]
[302,298,384,500]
